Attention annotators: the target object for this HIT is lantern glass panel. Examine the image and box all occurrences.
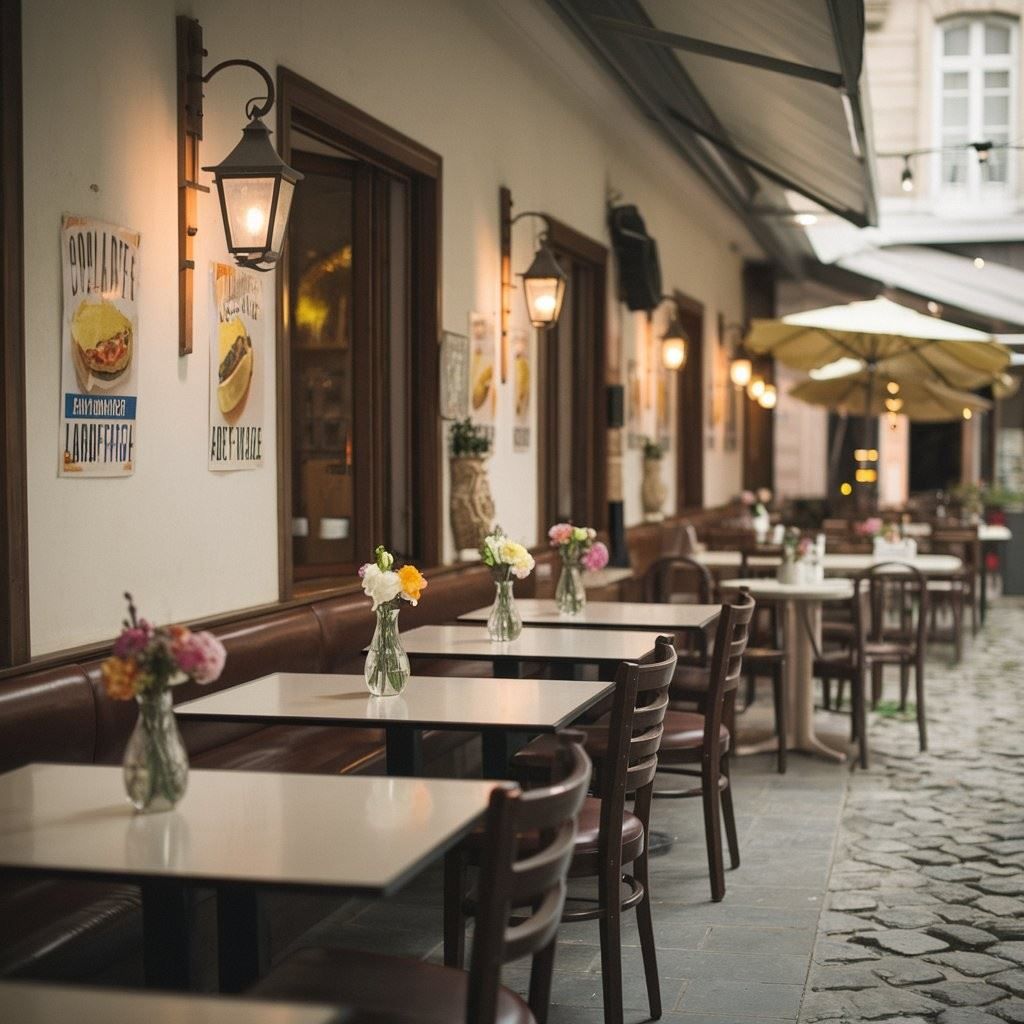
[729,357,752,388]
[662,337,686,370]
[523,275,565,327]
[270,179,295,254]
[222,176,277,251]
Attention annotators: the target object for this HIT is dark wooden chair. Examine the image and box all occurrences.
[928,527,979,660]
[652,589,756,901]
[251,732,592,1024]
[643,555,714,666]
[485,636,677,1024]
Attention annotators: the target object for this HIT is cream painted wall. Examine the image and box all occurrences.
[22,0,756,654]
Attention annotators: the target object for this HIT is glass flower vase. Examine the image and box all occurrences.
[555,560,586,615]
[123,690,189,813]
[364,604,410,696]
[487,579,523,641]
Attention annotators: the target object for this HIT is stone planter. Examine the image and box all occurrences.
[450,455,495,552]
[641,457,667,522]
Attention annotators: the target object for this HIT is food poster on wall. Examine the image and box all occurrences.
[469,312,496,437]
[511,328,531,450]
[209,263,264,470]
[626,359,645,448]
[59,216,140,477]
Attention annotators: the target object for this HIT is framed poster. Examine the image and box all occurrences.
[59,215,140,477]
[469,311,496,435]
[439,330,470,420]
[511,327,531,450]
[626,359,644,449]
[209,263,264,470]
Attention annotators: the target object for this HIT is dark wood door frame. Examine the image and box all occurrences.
[672,290,704,510]
[1,0,30,665]
[537,217,608,537]
[276,68,442,598]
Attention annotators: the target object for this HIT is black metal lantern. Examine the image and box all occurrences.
[659,297,689,371]
[520,242,567,328]
[203,115,302,272]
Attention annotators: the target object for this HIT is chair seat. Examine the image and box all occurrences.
[253,946,535,1024]
[573,796,645,864]
[660,710,729,751]
[744,646,784,663]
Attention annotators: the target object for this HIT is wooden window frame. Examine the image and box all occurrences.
[0,0,29,665]
[275,69,442,598]
[537,218,608,536]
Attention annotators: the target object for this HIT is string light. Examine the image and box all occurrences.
[901,156,914,192]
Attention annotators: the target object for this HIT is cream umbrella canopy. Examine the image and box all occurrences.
[745,297,1011,389]
[789,372,992,422]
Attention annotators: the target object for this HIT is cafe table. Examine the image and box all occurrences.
[695,550,962,576]
[0,764,497,993]
[176,672,612,779]
[0,981,346,1024]
[458,598,720,635]
[396,623,670,679]
[719,577,854,763]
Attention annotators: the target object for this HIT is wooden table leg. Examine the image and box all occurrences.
[481,730,512,779]
[217,887,262,993]
[142,879,191,990]
[385,726,423,776]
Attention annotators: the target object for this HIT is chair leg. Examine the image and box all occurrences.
[898,664,910,711]
[720,753,740,871]
[597,875,624,1024]
[701,760,726,902]
[870,664,883,707]
[821,676,832,710]
[442,848,466,968]
[632,847,662,1020]
[952,593,963,664]
[836,678,847,711]
[528,938,557,1024]
[772,664,787,774]
[854,666,868,769]
[915,655,927,753]
[744,672,756,710]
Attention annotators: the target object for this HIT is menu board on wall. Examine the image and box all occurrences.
[208,262,264,471]
[58,215,140,477]
[469,311,496,436]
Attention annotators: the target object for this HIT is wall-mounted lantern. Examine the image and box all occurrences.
[177,16,303,355]
[499,187,567,381]
[729,357,752,388]
[657,296,689,371]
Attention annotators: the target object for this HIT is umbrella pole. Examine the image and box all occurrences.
[862,364,876,514]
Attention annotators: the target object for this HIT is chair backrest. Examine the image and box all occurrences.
[702,589,756,749]
[930,528,979,570]
[468,731,592,1024]
[598,636,677,864]
[856,561,928,654]
[707,526,757,551]
[643,555,714,604]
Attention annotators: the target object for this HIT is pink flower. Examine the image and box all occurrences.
[582,541,609,572]
[740,490,755,506]
[171,628,226,685]
[548,523,574,546]
[113,619,153,658]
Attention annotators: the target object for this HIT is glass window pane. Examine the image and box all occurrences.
[942,96,968,126]
[985,23,1011,54]
[984,95,1009,127]
[943,72,968,91]
[984,71,1009,90]
[942,151,969,185]
[944,24,969,55]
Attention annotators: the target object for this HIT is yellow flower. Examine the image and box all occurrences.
[397,564,427,604]
[101,656,139,701]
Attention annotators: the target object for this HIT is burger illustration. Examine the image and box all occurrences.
[71,300,133,391]
[217,317,254,417]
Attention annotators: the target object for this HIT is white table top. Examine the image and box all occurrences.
[0,764,497,896]
[397,623,667,664]
[0,982,341,1024]
[695,551,962,575]
[458,599,719,632]
[582,566,634,589]
[719,577,854,601]
[176,672,613,732]
[980,524,1012,542]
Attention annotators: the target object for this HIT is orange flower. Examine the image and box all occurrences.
[397,564,427,604]
[101,656,139,701]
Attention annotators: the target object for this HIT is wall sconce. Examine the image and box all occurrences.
[177,17,303,355]
[757,384,777,409]
[747,375,766,401]
[729,357,752,389]
[499,187,567,381]
[657,295,688,371]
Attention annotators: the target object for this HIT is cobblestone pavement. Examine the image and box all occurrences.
[801,598,1024,1024]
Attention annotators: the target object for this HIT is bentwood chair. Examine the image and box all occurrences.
[652,589,756,901]
[485,637,676,1024]
[252,732,591,1024]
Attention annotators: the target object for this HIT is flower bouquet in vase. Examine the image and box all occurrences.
[480,526,535,641]
[548,523,609,614]
[101,593,226,813]
[360,546,427,696]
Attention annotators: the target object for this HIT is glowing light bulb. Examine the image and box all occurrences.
[974,257,985,270]
[840,482,853,496]
[662,338,687,371]
[757,384,777,409]
[886,380,900,395]
[532,293,557,316]
[729,358,752,389]
[245,206,265,235]
[747,376,766,401]
[962,407,973,420]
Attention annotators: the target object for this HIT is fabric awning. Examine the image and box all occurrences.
[547,0,878,260]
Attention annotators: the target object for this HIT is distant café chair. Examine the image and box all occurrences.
[252,731,592,1024]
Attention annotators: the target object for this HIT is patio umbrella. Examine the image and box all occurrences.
[789,371,992,422]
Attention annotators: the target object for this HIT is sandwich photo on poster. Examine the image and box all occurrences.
[511,327,531,451]
[209,263,264,470]
[468,312,496,436]
[59,215,140,477]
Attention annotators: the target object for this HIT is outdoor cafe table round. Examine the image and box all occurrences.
[719,577,854,763]
[696,551,962,576]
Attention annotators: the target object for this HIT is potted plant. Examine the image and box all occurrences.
[641,437,667,522]
[449,418,495,554]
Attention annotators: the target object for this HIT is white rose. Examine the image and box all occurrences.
[361,565,402,610]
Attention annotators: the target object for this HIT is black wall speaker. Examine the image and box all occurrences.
[608,204,662,312]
